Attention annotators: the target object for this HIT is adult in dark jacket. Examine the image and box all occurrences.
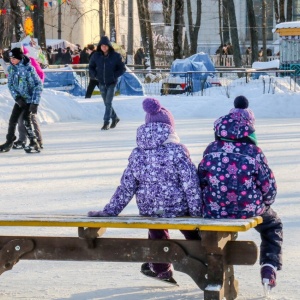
[89,36,125,130]
[61,48,72,65]
[79,47,89,64]
[85,44,99,98]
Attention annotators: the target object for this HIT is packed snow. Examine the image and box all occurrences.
[0,77,299,299]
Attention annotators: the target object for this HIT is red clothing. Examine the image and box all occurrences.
[72,54,80,64]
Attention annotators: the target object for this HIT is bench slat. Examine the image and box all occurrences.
[0,214,262,232]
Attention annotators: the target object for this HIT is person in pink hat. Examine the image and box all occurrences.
[88,97,202,284]
[12,46,44,150]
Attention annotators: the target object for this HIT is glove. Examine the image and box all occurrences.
[15,96,27,108]
[87,210,110,217]
[29,104,38,114]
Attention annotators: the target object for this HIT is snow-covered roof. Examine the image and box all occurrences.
[273,21,300,33]
[275,21,300,29]
[11,36,78,51]
[252,60,280,70]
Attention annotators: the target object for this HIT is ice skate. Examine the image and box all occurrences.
[261,264,276,298]
[23,139,41,153]
[0,138,16,152]
[12,140,26,149]
[140,263,178,286]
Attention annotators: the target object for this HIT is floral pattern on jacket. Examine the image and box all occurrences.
[198,111,277,219]
[103,122,202,218]
[214,107,255,140]
[7,56,43,105]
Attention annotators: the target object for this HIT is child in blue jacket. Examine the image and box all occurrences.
[0,47,42,153]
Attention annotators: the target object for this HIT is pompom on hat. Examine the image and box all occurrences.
[230,95,255,126]
[234,95,249,109]
[9,47,24,61]
[142,98,175,128]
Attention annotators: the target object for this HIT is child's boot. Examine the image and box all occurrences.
[261,264,277,297]
[24,138,41,153]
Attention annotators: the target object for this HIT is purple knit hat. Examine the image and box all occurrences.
[230,95,255,126]
[142,98,175,128]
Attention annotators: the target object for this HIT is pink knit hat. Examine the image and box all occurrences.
[142,98,175,128]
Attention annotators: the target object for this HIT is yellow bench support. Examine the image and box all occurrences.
[0,214,262,300]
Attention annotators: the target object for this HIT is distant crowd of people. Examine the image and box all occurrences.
[215,43,234,55]
[215,44,276,58]
[45,44,90,65]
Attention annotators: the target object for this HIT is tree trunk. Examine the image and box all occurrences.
[0,0,5,47]
[162,0,172,26]
[218,0,224,48]
[274,0,279,24]
[262,0,267,61]
[186,0,201,55]
[9,0,23,42]
[173,0,184,59]
[58,1,62,39]
[183,32,190,57]
[99,0,105,36]
[31,0,46,48]
[287,0,293,21]
[144,0,155,68]
[109,0,116,42]
[137,0,148,51]
[222,0,230,44]
[279,0,285,22]
[226,0,241,67]
[246,0,258,64]
[137,0,155,69]
[127,0,134,57]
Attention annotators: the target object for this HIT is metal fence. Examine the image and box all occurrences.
[0,66,298,98]
[210,55,279,67]
[131,69,297,97]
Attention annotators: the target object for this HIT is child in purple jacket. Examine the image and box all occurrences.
[88,97,202,284]
[198,96,283,293]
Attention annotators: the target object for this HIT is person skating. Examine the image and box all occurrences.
[85,44,99,99]
[12,46,44,150]
[198,96,283,296]
[88,98,202,284]
[0,47,43,153]
[89,36,125,130]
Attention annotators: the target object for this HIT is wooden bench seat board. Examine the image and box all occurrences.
[0,214,262,232]
[0,214,263,300]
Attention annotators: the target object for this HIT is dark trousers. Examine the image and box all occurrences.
[17,111,43,144]
[85,79,99,98]
[7,103,37,143]
[99,83,117,123]
[255,206,283,270]
[148,229,201,274]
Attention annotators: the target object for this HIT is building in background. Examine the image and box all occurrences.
[43,0,141,52]
[148,0,300,56]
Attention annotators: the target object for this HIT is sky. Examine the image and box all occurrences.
[0,76,299,300]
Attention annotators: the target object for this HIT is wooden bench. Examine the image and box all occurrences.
[0,214,262,300]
